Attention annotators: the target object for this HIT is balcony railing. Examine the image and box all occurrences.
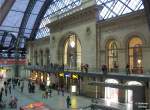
[24,64,150,75]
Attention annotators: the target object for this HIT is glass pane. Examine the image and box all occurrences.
[96,0,144,20]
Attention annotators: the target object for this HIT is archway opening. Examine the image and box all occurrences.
[64,34,81,70]
[128,37,143,73]
[125,81,142,104]
[40,50,43,66]
[107,40,118,72]
[46,49,50,65]
[34,51,38,65]
[105,79,119,103]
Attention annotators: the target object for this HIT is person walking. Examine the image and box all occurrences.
[102,64,107,75]
[126,64,130,75]
[61,88,64,96]
[8,83,11,94]
[0,88,4,102]
[57,87,60,95]
[21,82,24,93]
[4,86,7,96]
[66,96,71,109]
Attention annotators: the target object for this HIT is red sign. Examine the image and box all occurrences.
[0,59,26,65]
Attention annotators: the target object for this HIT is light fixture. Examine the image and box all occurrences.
[70,41,75,48]
[138,59,141,64]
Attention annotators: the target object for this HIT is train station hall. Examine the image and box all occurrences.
[0,0,150,110]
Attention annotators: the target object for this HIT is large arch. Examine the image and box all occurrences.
[63,34,81,70]
[57,32,82,66]
[105,79,119,102]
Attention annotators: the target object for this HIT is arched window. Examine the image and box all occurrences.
[105,79,119,102]
[107,40,118,71]
[46,49,49,65]
[64,34,81,70]
[128,37,143,72]
[40,50,43,66]
[125,81,143,103]
[35,51,38,65]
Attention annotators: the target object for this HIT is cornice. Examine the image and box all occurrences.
[97,10,146,28]
[27,37,50,46]
[46,5,97,32]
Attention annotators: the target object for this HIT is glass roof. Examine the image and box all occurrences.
[36,0,144,39]
[96,0,144,20]
[36,0,81,39]
[0,0,145,45]
[0,0,45,49]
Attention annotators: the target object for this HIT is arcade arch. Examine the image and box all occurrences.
[125,81,143,103]
[64,34,81,69]
[105,79,119,102]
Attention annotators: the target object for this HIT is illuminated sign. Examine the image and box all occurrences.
[0,59,26,65]
[72,74,78,79]
[71,85,76,92]
[59,72,64,77]
[65,73,70,77]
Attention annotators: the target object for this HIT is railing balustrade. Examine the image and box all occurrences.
[24,64,150,75]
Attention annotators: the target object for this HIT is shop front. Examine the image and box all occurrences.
[0,67,7,79]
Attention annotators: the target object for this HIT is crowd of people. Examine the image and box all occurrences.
[0,78,25,109]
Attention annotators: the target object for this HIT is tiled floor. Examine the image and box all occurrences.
[0,79,133,110]
[1,79,91,110]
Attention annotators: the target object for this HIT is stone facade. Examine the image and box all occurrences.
[27,4,150,108]
[98,10,150,71]
[28,6,150,72]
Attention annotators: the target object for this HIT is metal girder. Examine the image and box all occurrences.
[0,0,16,25]
[9,34,16,48]
[142,0,150,29]
[30,0,54,40]
[16,0,37,49]
[0,30,17,51]
[14,0,37,77]
[0,31,8,46]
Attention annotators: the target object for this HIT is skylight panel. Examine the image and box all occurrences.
[113,1,123,14]
[32,1,44,14]
[96,0,144,20]
[4,35,12,47]
[11,0,29,12]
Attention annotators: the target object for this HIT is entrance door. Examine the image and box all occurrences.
[105,79,119,102]
[125,81,143,103]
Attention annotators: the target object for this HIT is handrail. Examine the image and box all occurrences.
[24,65,150,75]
